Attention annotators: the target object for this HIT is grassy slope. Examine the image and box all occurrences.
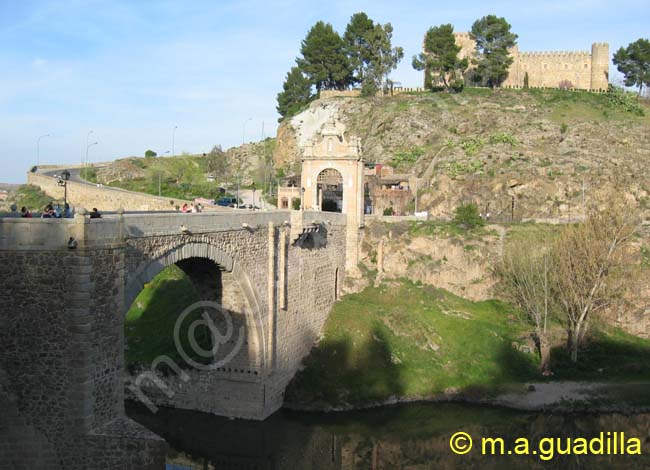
[97,138,276,201]
[125,265,212,367]
[1,184,56,214]
[285,279,650,407]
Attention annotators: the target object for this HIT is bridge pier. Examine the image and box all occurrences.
[0,209,347,468]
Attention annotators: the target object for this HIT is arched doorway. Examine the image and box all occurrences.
[317,168,343,213]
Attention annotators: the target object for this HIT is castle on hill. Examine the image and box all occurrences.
[448,33,609,91]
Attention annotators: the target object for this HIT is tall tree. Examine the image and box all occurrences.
[497,241,554,373]
[276,66,313,120]
[412,24,468,91]
[470,15,518,88]
[613,38,650,95]
[551,204,638,362]
[362,22,404,95]
[297,21,353,92]
[344,12,375,85]
[205,145,230,180]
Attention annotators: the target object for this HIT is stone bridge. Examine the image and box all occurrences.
[0,209,347,469]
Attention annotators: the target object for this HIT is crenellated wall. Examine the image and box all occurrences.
[446,33,610,91]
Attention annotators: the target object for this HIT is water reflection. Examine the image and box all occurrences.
[127,401,650,470]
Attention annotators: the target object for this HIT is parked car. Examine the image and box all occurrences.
[215,197,242,208]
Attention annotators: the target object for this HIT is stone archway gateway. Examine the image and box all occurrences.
[301,117,364,271]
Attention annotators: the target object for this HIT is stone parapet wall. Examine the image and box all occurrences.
[27,172,194,212]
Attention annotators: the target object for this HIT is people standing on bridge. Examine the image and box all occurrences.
[7,204,19,217]
[89,208,102,219]
[64,203,73,218]
[181,203,190,213]
[20,206,32,218]
[190,203,198,213]
[53,203,62,218]
[41,204,55,218]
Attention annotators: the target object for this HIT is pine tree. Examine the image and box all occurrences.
[613,38,650,95]
[470,15,518,88]
[344,12,375,85]
[363,22,404,95]
[276,66,313,120]
[297,21,354,92]
[412,24,468,91]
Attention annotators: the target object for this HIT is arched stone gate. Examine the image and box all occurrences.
[301,118,364,271]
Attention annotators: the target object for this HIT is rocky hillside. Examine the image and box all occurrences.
[274,88,650,220]
[353,219,650,340]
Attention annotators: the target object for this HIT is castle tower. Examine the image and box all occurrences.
[590,43,609,91]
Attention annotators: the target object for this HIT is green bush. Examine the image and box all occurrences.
[607,85,645,116]
[560,122,569,134]
[383,206,394,216]
[10,185,53,211]
[452,203,485,230]
[460,136,485,156]
[447,160,484,178]
[450,78,464,93]
[292,198,301,210]
[391,147,425,169]
[489,132,517,146]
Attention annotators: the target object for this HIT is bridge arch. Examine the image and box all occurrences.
[124,241,267,372]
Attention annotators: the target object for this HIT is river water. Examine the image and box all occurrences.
[127,402,650,470]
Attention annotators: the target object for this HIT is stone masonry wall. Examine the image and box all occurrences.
[451,33,609,91]
[27,172,194,212]
[0,216,166,469]
[121,211,347,420]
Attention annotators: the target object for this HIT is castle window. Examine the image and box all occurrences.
[584,64,588,69]
[327,138,333,154]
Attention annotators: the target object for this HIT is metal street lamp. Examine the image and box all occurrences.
[251,182,256,211]
[85,141,98,181]
[301,187,305,212]
[159,150,170,196]
[242,117,252,145]
[57,170,71,211]
[84,130,93,175]
[36,134,50,166]
[172,125,178,158]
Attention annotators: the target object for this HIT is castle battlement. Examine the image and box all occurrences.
[435,32,610,91]
[519,50,590,58]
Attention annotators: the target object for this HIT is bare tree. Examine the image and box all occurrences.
[552,205,639,362]
[497,241,554,372]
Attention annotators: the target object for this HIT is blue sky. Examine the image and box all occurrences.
[1,0,648,183]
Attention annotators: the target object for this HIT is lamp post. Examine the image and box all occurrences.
[36,134,50,166]
[85,141,98,181]
[57,170,71,211]
[84,130,93,176]
[301,187,305,212]
[172,126,178,158]
[236,173,240,209]
[242,117,252,145]
[251,182,256,211]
